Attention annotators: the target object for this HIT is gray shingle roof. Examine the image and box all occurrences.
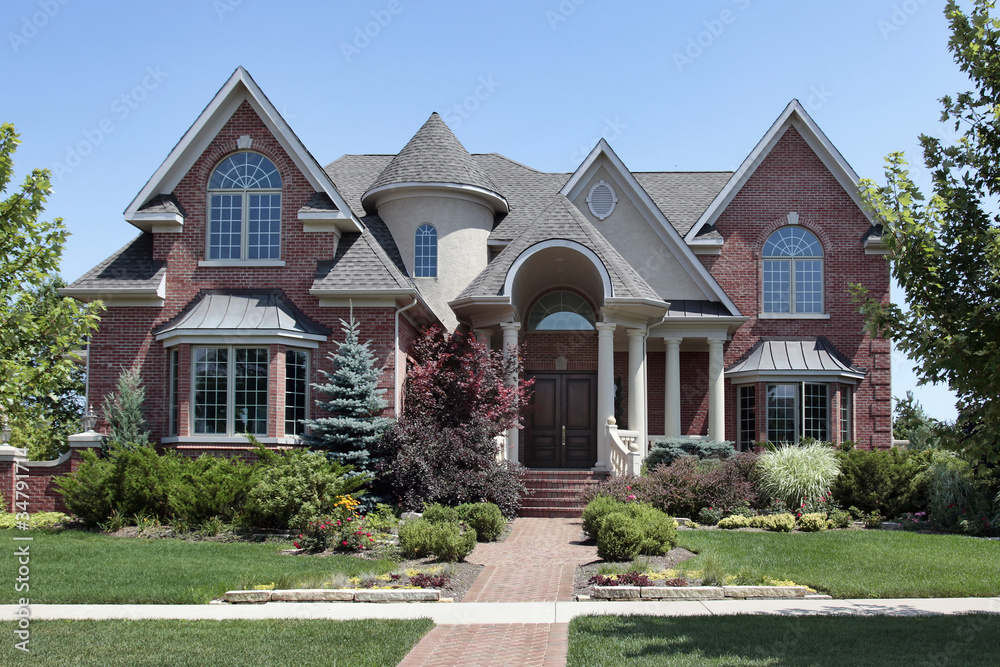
[363,113,503,206]
[633,172,732,237]
[65,233,165,292]
[312,226,414,292]
[726,338,866,377]
[456,194,664,303]
[154,290,330,338]
[325,155,393,218]
[299,192,339,213]
[137,194,185,217]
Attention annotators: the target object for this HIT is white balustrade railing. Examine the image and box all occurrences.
[605,417,642,476]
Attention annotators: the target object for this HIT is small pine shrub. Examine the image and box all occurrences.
[457,502,506,541]
[54,449,116,526]
[582,496,626,538]
[797,513,830,532]
[102,366,151,449]
[757,442,841,509]
[645,437,736,470]
[167,454,252,524]
[831,447,932,517]
[422,503,460,525]
[596,512,643,562]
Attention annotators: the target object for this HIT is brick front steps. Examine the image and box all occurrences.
[519,470,608,518]
[224,589,442,603]
[587,585,824,601]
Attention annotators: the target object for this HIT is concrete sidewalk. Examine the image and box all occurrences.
[4,597,999,623]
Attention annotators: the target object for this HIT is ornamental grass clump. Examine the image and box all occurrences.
[756,442,841,510]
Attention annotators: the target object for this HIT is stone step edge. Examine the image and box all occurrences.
[224,588,442,604]
[588,585,811,601]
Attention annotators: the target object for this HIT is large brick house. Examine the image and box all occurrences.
[64,67,892,469]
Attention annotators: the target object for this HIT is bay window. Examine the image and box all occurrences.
[766,382,830,443]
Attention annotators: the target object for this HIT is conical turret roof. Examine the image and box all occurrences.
[362,113,506,211]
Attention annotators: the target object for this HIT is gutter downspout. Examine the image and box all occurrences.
[394,297,419,416]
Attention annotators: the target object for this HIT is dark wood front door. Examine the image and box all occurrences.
[525,373,597,469]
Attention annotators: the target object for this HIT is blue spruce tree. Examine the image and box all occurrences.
[303,315,390,475]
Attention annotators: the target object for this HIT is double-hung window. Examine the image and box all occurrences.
[208,153,282,260]
[763,227,824,314]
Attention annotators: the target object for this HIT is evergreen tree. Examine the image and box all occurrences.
[303,316,390,474]
[102,366,150,449]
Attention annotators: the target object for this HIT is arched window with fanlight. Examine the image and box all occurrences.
[208,152,282,260]
[414,224,437,277]
[527,291,596,331]
[762,227,824,314]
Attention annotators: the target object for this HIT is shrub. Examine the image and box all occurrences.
[375,328,532,515]
[457,502,506,542]
[582,496,627,538]
[54,449,116,526]
[428,522,477,562]
[797,512,830,532]
[398,518,436,558]
[422,503,460,525]
[756,442,840,509]
[243,444,368,530]
[596,512,643,562]
[831,447,932,518]
[828,508,853,529]
[0,511,69,529]
[754,513,796,532]
[628,504,678,555]
[645,437,735,470]
[698,506,723,526]
[926,452,996,536]
[167,454,252,524]
[102,366,151,449]
[717,515,752,529]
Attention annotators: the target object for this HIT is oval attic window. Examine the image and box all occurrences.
[587,180,618,220]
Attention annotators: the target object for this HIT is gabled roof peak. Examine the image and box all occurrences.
[362,112,507,213]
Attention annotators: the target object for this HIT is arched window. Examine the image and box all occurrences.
[762,227,823,314]
[208,152,282,260]
[414,224,437,277]
[527,291,595,331]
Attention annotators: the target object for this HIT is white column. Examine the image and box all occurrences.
[664,337,682,438]
[627,328,647,452]
[473,328,493,348]
[708,337,726,442]
[595,322,617,470]
[500,322,521,462]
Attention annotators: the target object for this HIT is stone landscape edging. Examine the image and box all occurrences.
[589,585,813,601]
[224,588,442,603]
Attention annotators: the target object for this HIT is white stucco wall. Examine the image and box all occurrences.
[572,165,707,301]
[377,190,494,329]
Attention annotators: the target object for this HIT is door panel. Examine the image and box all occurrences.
[525,373,596,469]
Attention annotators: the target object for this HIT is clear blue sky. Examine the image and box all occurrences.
[2,0,968,421]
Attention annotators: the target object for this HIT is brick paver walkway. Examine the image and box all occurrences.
[398,518,596,666]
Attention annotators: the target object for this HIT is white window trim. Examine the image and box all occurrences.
[737,384,756,450]
[168,349,179,437]
[765,381,831,443]
[191,345,270,437]
[198,259,286,268]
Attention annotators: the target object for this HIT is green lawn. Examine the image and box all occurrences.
[678,529,1000,598]
[0,619,432,666]
[0,529,396,604]
[568,615,1000,666]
